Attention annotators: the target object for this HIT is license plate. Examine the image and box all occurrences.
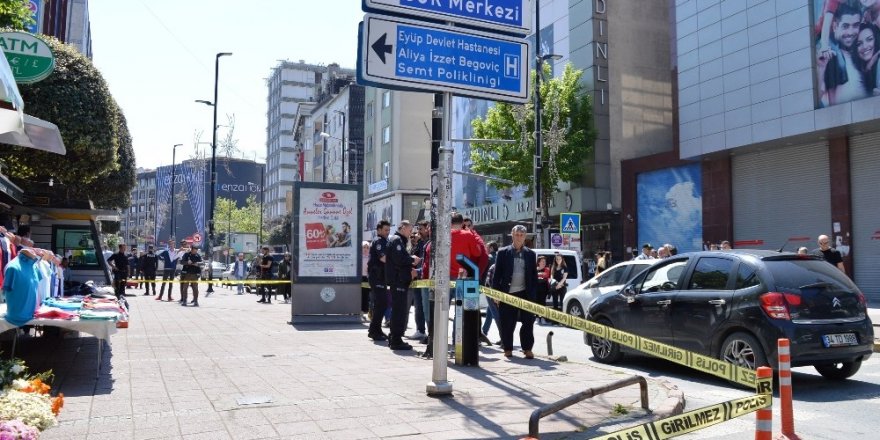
[822,333,858,347]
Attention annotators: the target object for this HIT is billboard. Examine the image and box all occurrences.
[295,185,360,280]
[636,163,703,253]
[812,1,880,108]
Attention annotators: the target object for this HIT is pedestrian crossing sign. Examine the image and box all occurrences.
[560,213,580,234]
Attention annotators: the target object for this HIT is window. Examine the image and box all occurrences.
[54,227,100,269]
[366,169,374,185]
[366,136,373,153]
[633,258,689,293]
[382,126,391,144]
[382,91,390,108]
[597,266,627,288]
[688,257,734,290]
[366,103,373,119]
[382,161,390,179]
[735,264,760,290]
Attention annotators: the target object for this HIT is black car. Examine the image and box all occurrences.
[585,250,873,380]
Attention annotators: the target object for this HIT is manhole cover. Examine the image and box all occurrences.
[235,395,273,406]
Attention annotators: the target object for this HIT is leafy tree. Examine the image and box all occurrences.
[0,0,34,30]
[213,195,268,241]
[0,34,136,209]
[470,63,595,227]
[266,211,291,247]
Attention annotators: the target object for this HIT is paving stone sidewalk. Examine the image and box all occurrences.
[7,285,684,439]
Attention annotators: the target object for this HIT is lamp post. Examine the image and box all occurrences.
[170,143,182,244]
[259,163,264,245]
[319,130,356,184]
[333,110,346,183]
[196,51,232,294]
[533,4,562,248]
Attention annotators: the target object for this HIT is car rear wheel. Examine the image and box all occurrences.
[814,361,862,380]
[566,300,585,319]
[720,332,768,370]
[588,318,623,364]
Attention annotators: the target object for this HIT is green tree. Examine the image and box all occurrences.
[266,211,291,247]
[0,34,136,209]
[470,63,596,225]
[213,195,267,241]
[0,0,34,30]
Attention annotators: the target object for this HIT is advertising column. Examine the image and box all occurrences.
[291,182,362,322]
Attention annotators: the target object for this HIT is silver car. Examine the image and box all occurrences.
[562,260,653,318]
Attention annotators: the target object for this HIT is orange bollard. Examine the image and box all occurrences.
[777,339,800,440]
[755,366,773,440]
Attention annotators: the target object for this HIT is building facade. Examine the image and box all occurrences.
[264,60,354,220]
[39,0,92,58]
[621,0,880,301]
[122,158,264,249]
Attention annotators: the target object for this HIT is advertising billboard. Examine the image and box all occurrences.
[812,1,880,107]
[295,185,360,281]
[636,163,703,253]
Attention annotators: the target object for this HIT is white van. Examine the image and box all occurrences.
[533,249,583,292]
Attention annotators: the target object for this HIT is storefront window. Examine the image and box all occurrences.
[55,227,100,269]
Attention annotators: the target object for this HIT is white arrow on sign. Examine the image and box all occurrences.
[359,13,530,103]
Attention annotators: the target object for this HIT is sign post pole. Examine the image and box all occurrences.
[427,91,454,396]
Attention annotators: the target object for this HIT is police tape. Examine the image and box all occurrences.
[593,392,771,440]
[476,285,757,388]
[125,279,290,285]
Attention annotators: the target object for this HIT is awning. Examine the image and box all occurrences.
[0,172,23,204]
[0,112,66,155]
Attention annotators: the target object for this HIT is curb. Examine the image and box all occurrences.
[538,354,686,420]
[874,341,880,353]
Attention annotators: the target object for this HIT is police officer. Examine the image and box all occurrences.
[140,245,159,295]
[385,220,421,351]
[367,220,391,341]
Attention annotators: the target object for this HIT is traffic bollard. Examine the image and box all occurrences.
[755,366,773,440]
[777,338,800,439]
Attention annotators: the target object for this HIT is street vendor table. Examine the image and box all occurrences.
[0,304,118,377]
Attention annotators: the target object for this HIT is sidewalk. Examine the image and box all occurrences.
[869,308,880,353]
[7,285,684,440]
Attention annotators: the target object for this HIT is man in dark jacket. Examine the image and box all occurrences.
[385,220,421,350]
[367,220,391,341]
[107,243,129,300]
[491,224,537,359]
[140,245,159,295]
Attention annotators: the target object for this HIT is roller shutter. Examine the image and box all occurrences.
[732,143,831,252]
[850,133,880,302]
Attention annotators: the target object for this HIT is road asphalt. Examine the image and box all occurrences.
[7,285,684,440]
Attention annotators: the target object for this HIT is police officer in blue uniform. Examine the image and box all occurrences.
[385,220,421,351]
[367,220,392,341]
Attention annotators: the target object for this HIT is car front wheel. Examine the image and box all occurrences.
[720,332,768,370]
[588,318,623,364]
[566,300,585,319]
[814,361,862,380]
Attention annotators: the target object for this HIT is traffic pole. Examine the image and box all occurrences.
[755,366,773,440]
[777,339,800,439]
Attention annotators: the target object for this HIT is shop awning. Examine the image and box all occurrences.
[0,172,23,204]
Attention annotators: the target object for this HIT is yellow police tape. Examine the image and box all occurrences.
[592,360,773,440]
[477,285,757,388]
[126,279,290,285]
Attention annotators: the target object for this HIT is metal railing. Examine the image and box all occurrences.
[528,375,650,439]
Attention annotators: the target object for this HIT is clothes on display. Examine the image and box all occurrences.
[2,252,43,326]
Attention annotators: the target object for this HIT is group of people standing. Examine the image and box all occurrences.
[364,213,558,360]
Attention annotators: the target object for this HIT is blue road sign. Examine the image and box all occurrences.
[560,213,580,234]
[363,0,532,35]
[359,13,530,103]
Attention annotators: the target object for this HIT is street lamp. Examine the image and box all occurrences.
[196,51,232,294]
[170,143,183,244]
[533,5,562,248]
[320,131,357,184]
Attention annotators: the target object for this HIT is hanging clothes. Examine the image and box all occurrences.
[2,253,44,326]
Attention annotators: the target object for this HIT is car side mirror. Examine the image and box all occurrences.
[622,285,637,303]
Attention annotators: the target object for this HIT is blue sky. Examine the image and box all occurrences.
[89,0,363,169]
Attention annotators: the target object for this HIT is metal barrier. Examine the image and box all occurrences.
[527,375,649,439]
[546,331,554,356]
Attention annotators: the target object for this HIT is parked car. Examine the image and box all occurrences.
[201,261,227,280]
[220,264,236,286]
[585,250,873,380]
[563,260,653,318]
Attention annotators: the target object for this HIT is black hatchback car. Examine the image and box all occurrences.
[585,250,874,380]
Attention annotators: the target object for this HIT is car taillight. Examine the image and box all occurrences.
[857,291,867,307]
[760,292,799,320]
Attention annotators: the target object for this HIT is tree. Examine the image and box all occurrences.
[470,63,596,226]
[0,34,136,209]
[212,195,268,242]
[266,212,291,247]
[0,0,34,30]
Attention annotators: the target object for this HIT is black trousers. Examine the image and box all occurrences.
[113,272,127,299]
[389,285,409,341]
[368,285,388,336]
[498,290,535,351]
[259,278,273,301]
[142,272,157,294]
[159,269,177,296]
[361,276,370,313]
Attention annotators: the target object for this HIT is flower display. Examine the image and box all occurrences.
[0,354,63,434]
[0,391,57,431]
[0,419,39,440]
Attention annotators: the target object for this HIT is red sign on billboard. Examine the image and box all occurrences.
[305,223,327,250]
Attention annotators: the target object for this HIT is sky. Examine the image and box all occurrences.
[89,0,364,170]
